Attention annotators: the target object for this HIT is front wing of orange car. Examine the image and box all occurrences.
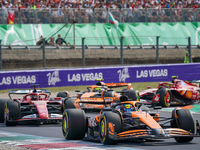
[107,123,199,140]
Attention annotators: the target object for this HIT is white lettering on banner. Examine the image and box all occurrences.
[68,72,103,82]
[136,69,168,78]
[0,77,11,85]
[12,76,36,84]
[68,74,81,82]
[47,70,61,86]
[136,70,148,78]
[0,75,36,85]
[118,68,130,82]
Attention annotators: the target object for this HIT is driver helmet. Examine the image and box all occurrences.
[116,103,134,113]
[31,95,37,100]
[93,87,102,92]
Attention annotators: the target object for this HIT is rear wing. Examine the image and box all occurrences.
[8,89,51,99]
[105,83,132,89]
[190,80,200,87]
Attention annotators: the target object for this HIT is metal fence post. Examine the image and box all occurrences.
[82,37,85,67]
[145,9,148,22]
[188,36,192,63]
[0,40,2,70]
[19,10,22,24]
[170,8,172,22]
[34,10,36,24]
[42,38,46,68]
[93,9,95,23]
[120,36,124,65]
[156,36,159,64]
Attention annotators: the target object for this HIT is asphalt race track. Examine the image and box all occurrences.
[0,109,200,150]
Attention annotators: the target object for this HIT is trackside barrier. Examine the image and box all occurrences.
[0,63,200,90]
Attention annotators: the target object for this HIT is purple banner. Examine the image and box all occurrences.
[0,63,200,90]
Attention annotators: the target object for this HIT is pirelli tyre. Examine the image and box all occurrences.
[171,109,195,143]
[99,111,121,145]
[103,90,114,97]
[0,99,8,123]
[62,109,86,140]
[4,100,20,126]
[57,92,68,98]
[123,89,138,101]
[62,97,76,112]
[156,88,171,107]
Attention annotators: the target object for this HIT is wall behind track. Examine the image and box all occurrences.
[0,63,199,90]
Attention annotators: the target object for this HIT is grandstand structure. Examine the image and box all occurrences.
[0,7,200,70]
[1,8,200,24]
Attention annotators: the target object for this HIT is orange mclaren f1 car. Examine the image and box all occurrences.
[62,91,200,145]
[58,79,139,111]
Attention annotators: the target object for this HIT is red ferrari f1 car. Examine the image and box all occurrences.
[57,79,139,111]
[0,84,66,126]
[62,91,200,145]
[139,76,200,107]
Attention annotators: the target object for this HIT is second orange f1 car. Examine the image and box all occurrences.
[58,79,139,111]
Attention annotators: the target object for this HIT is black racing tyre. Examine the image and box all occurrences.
[4,100,20,126]
[156,88,171,107]
[57,92,68,98]
[62,109,86,140]
[171,109,195,143]
[99,111,121,145]
[0,99,8,123]
[103,90,114,97]
[124,89,137,101]
[62,97,76,111]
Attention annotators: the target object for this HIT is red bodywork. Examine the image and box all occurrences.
[139,78,200,106]
[7,90,63,123]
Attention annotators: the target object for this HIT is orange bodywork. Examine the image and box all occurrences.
[73,83,133,110]
[89,101,197,141]
[118,129,149,138]
[120,101,161,129]
[165,128,190,136]
[181,105,194,110]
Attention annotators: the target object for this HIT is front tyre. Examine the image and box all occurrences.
[0,99,8,123]
[62,109,86,140]
[171,109,195,143]
[99,111,121,145]
[4,100,20,126]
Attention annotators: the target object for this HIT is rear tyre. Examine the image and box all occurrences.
[4,100,20,126]
[62,109,86,140]
[57,92,68,98]
[99,111,121,145]
[171,109,195,143]
[124,89,138,101]
[0,99,8,123]
[103,90,114,97]
[157,88,171,107]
